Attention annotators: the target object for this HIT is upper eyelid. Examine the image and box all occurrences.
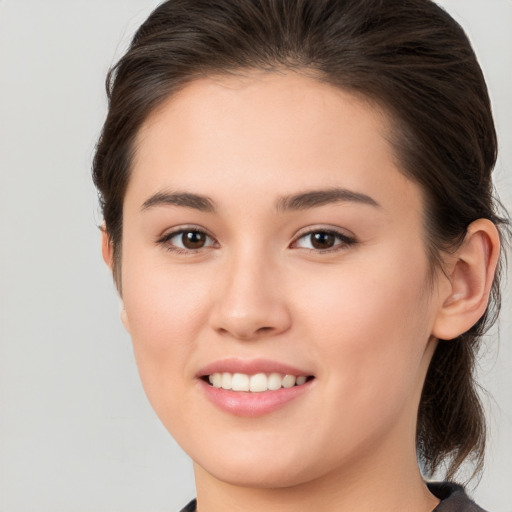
[292,225,356,241]
[158,225,216,241]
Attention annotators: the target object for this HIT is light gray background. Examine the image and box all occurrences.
[0,1,510,511]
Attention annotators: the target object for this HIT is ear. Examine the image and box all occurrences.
[101,226,114,270]
[101,227,130,332]
[120,303,131,333]
[432,219,500,340]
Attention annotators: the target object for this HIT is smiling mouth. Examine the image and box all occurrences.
[203,372,315,392]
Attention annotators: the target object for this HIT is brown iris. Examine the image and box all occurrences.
[310,232,336,250]
[181,231,207,249]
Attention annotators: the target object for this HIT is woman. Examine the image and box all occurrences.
[93,0,509,510]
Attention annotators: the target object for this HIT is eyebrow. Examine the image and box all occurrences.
[141,192,216,212]
[140,187,380,213]
[275,188,381,211]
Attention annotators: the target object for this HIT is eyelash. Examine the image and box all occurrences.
[156,227,357,255]
[291,228,357,253]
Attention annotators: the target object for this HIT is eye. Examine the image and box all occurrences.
[158,228,217,253]
[292,229,356,252]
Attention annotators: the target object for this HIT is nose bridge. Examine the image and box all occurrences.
[210,243,290,339]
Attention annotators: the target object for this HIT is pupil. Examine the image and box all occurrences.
[183,231,205,249]
[311,232,335,249]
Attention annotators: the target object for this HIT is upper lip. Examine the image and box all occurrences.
[197,358,313,378]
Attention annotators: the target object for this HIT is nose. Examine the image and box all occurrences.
[208,250,292,341]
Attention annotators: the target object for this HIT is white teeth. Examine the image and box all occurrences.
[232,373,250,391]
[282,374,296,388]
[211,373,222,388]
[267,372,282,391]
[207,372,310,392]
[221,372,232,390]
[249,373,267,392]
[296,375,307,386]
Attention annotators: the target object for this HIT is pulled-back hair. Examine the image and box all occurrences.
[92,0,509,480]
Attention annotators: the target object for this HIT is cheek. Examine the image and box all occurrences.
[295,248,433,419]
[122,224,214,336]
[120,250,215,410]
[301,251,428,324]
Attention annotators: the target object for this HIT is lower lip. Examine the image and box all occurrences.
[199,379,313,417]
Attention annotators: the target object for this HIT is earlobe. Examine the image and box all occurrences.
[432,219,500,340]
[120,303,131,333]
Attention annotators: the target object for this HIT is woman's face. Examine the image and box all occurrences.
[119,72,445,487]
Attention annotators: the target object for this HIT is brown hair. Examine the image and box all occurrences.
[92,0,509,481]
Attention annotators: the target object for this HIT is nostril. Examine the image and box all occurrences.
[256,326,273,334]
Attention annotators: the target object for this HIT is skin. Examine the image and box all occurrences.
[102,71,500,512]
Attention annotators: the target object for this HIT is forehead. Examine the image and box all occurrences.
[135,71,390,166]
[128,71,421,220]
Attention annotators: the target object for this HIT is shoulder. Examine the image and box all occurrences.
[179,498,196,512]
[429,482,488,512]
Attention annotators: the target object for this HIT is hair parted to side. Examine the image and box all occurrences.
[92,0,510,481]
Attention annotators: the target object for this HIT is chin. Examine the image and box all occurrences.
[199,457,316,489]
[187,434,330,489]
